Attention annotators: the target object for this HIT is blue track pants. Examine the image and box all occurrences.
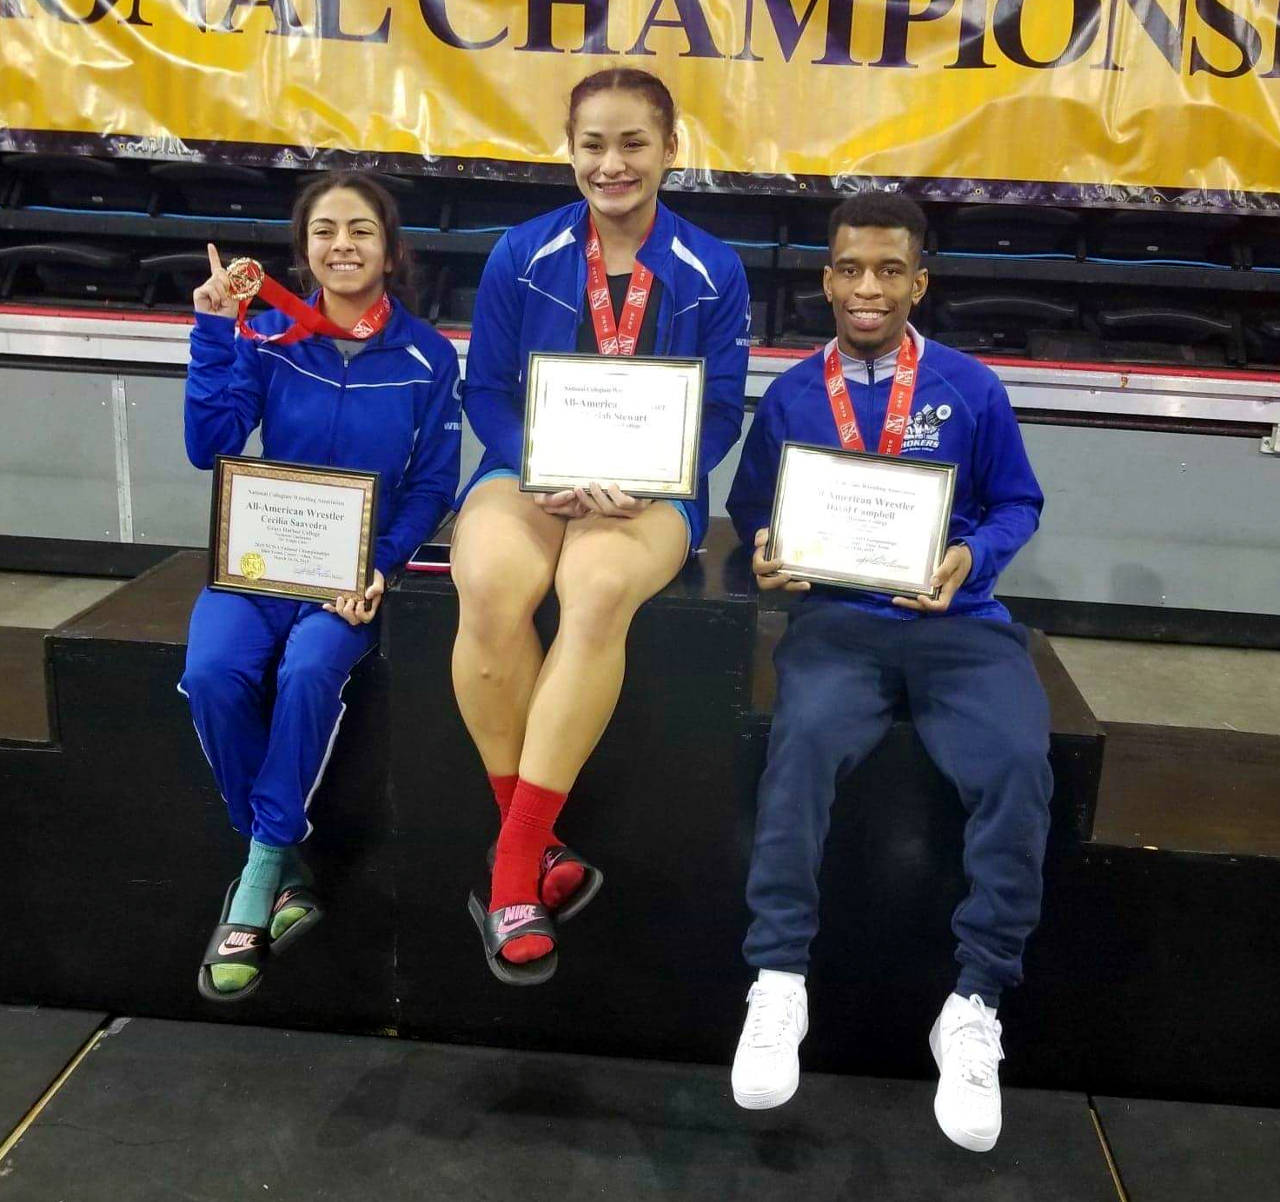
[743,601,1053,1002]
[179,588,376,847]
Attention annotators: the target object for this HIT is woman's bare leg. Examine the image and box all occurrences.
[518,503,689,790]
[486,502,688,965]
[450,478,565,776]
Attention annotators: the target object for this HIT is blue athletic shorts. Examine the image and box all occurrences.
[470,468,694,555]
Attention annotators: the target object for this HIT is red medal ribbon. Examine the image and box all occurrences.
[226,258,393,347]
[584,216,654,357]
[823,333,919,457]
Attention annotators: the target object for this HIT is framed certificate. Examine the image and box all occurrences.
[520,352,704,500]
[209,456,379,603]
[765,442,957,598]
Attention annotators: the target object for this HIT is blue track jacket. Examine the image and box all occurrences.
[462,199,750,548]
[727,332,1043,621]
[185,300,462,578]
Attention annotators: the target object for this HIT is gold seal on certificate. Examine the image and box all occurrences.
[766,442,957,599]
[520,352,704,500]
[238,551,266,580]
[209,456,379,603]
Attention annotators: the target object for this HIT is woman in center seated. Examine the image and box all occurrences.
[453,67,750,984]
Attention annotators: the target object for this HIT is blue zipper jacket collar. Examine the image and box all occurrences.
[517,200,725,352]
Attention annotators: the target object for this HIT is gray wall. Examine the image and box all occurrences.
[0,368,123,541]
[1,365,1276,616]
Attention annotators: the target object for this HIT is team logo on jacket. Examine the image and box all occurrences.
[901,403,952,453]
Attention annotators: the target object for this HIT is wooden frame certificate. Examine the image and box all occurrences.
[766,442,957,598]
[520,352,704,500]
[209,456,379,603]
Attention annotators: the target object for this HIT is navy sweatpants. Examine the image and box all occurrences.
[743,601,1053,1004]
[179,589,377,847]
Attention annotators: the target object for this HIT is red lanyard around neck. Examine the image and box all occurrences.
[822,333,919,457]
[226,257,392,346]
[584,215,654,357]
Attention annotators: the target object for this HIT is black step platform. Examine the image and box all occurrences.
[0,627,51,745]
[1091,723,1280,857]
[0,526,1276,1105]
[0,1015,1119,1202]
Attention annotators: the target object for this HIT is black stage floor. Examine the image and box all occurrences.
[1,1009,1273,1201]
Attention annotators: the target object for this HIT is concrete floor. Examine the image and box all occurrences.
[0,573,1276,736]
[0,572,125,629]
[1049,636,1280,737]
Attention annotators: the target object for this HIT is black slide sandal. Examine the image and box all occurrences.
[539,845,604,923]
[197,878,269,1003]
[269,885,324,956]
[485,841,603,923]
[467,881,558,987]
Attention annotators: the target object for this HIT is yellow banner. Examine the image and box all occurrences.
[5,1,1280,206]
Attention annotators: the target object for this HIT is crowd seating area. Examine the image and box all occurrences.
[4,152,1280,367]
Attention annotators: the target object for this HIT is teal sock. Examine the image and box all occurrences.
[211,840,285,993]
[227,839,287,929]
[277,845,313,892]
[269,845,315,941]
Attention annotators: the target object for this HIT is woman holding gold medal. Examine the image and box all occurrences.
[181,171,461,1001]
[453,68,750,984]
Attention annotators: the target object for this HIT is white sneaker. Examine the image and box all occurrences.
[929,992,1005,1152]
[731,975,809,1110]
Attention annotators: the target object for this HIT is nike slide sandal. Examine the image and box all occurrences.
[467,884,558,987]
[269,884,324,956]
[197,878,269,1004]
[538,845,604,923]
[485,841,604,923]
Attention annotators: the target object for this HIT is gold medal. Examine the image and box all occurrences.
[239,551,266,580]
[225,257,266,302]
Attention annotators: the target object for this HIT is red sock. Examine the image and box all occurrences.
[487,773,518,822]
[490,778,567,964]
[540,845,587,911]
[488,776,584,916]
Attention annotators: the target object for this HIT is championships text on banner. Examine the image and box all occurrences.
[4,3,1280,202]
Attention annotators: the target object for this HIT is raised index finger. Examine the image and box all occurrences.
[207,243,223,275]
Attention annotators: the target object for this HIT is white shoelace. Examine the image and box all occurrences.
[741,985,801,1049]
[949,995,1005,1090]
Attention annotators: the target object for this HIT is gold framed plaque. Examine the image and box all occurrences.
[520,352,704,500]
[209,456,379,603]
[765,442,957,599]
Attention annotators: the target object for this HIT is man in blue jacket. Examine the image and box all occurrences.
[726,193,1051,1153]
